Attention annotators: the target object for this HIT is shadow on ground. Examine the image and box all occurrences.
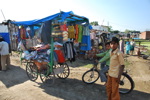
[36,78,150,100]
[0,64,28,88]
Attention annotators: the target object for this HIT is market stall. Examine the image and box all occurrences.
[11,11,91,84]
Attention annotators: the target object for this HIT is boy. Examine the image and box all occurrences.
[106,37,124,100]
[96,42,111,83]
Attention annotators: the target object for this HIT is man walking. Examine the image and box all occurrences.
[0,37,10,71]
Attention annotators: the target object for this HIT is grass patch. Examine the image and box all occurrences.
[83,64,94,68]
[125,60,130,68]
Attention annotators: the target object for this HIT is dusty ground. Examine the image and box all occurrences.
[0,52,150,100]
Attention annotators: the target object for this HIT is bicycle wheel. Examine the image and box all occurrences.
[26,62,38,81]
[55,63,70,79]
[119,72,135,94]
[40,65,55,85]
[82,69,100,84]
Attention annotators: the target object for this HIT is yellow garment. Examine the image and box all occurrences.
[109,48,124,78]
[68,26,75,38]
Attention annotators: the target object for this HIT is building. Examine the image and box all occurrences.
[140,31,150,39]
[92,25,109,33]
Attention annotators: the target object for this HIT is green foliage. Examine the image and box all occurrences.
[90,21,99,26]
[124,29,130,33]
[111,30,120,33]
[108,26,112,32]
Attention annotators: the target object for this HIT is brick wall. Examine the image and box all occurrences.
[140,31,150,39]
[146,31,150,39]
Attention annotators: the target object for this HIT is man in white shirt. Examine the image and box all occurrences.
[0,37,10,71]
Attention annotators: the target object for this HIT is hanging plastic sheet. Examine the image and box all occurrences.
[38,20,52,44]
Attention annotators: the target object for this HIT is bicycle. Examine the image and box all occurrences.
[82,59,135,94]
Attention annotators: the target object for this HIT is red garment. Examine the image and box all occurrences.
[20,28,26,39]
[75,24,79,42]
[54,50,65,63]
[60,24,68,31]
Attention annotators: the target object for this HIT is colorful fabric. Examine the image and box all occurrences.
[80,35,91,51]
[78,25,83,42]
[109,48,124,78]
[54,50,65,63]
[68,26,75,38]
[60,24,68,31]
[75,24,79,42]
[20,27,27,39]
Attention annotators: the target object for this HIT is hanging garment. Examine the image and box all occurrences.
[54,50,65,63]
[62,31,68,42]
[63,41,76,62]
[38,20,52,45]
[75,24,79,42]
[78,25,83,42]
[80,35,91,51]
[60,24,68,31]
[20,27,26,39]
[68,26,75,38]
[83,25,90,35]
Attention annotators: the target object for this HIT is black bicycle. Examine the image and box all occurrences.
[82,61,135,94]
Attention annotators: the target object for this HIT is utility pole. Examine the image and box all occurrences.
[1,9,6,21]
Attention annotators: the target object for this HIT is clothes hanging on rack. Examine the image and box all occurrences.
[20,27,27,39]
[78,25,83,42]
[80,35,91,51]
[74,24,79,42]
[63,41,76,62]
[60,24,68,31]
[38,20,52,45]
[62,31,68,42]
[68,26,75,38]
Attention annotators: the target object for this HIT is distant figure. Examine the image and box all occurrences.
[0,37,10,71]
[130,39,136,55]
[119,37,124,54]
[125,39,130,55]
[137,48,141,58]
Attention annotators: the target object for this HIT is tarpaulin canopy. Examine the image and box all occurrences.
[11,11,89,26]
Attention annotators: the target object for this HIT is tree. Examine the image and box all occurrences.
[124,29,130,33]
[90,21,99,26]
[108,26,112,32]
[111,30,120,34]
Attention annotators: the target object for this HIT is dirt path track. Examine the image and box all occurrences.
[0,53,150,100]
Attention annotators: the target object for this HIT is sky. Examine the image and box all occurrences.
[0,0,150,32]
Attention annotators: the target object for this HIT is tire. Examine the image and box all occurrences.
[82,69,100,84]
[55,63,70,79]
[40,65,55,86]
[119,72,135,94]
[26,62,38,81]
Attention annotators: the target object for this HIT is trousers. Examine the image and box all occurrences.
[1,55,10,70]
[106,75,120,100]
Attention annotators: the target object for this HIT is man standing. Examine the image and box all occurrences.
[106,37,125,100]
[0,37,10,71]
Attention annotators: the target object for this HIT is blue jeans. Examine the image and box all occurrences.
[100,65,109,82]
[100,62,106,69]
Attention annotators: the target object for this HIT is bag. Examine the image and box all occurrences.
[54,50,65,63]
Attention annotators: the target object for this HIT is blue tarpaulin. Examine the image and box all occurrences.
[11,11,89,26]
[0,33,10,44]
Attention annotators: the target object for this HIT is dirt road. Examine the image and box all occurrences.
[0,52,150,100]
